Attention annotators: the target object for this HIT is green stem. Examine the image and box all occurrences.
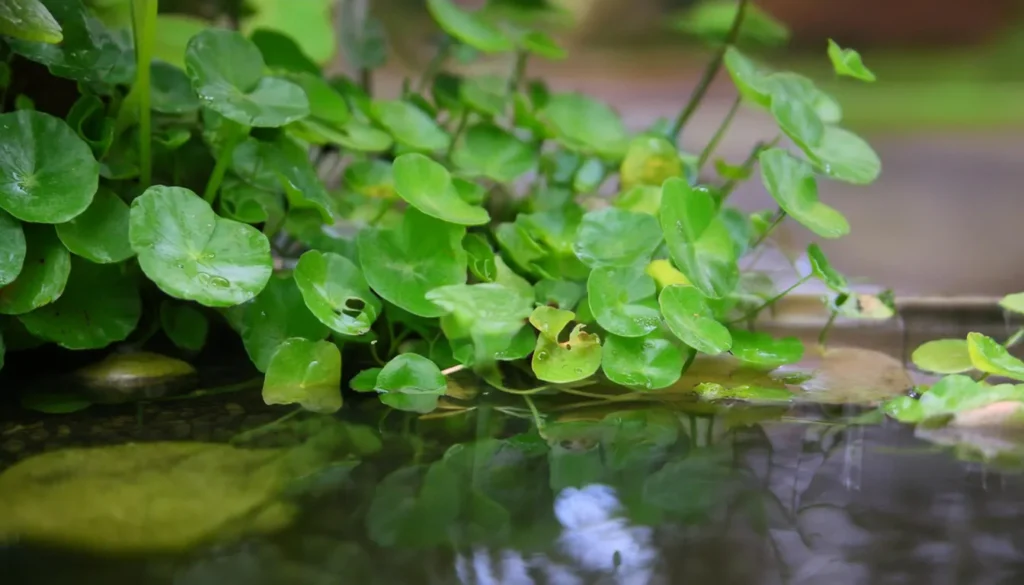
[132,0,158,187]
[203,129,245,204]
[508,50,528,95]
[669,0,750,141]
[522,395,547,439]
[1006,327,1024,348]
[818,310,838,348]
[729,275,810,324]
[750,209,787,250]
[446,109,469,158]
[418,37,452,92]
[698,94,741,171]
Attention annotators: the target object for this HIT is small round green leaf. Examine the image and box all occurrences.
[602,330,685,390]
[724,47,773,107]
[573,208,663,268]
[160,301,209,352]
[128,186,273,307]
[0,209,26,287]
[371,100,450,152]
[659,178,738,298]
[806,126,881,186]
[392,153,489,226]
[529,305,575,342]
[295,250,382,336]
[460,75,507,117]
[263,338,343,413]
[375,353,446,414]
[0,0,63,43]
[150,61,201,114]
[538,93,628,159]
[0,110,98,223]
[659,284,732,355]
[451,123,535,183]
[427,282,533,339]
[729,330,803,368]
[520,30,566,60]
[587,265,661,338]
[0,225,69,315]
[967,332,1024,382]
[912,339,973,374]
[19,257,140,349]
[770,93,823,152]
[350,367,381,392]
[759,148,849,239]
[619,135,684,191]
[426,0,513,53]
[285,71,351,125]
[1000,293,1024,316]
[240,275,330,372]
[55,188,133,264]
[827,39,876,82]
[807,243,848,292]
[532,324,602,383]
[185,28,310,127]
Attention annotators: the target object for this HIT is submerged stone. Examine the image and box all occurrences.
[795,347,913,404]
[74,351,198,404]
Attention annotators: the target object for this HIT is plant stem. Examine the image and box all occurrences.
[669,0,749,142]
[1006,326,1024,348]
[418,36,452,92]
[698,94,741,171]
[720,135,779,201]
[729,274,810,324]
[446,109,469,158]
[750,209,787,250]
[203,129,245,204]
[441,364,466,376]
[522,395,547,438]
[508,49,528,94]
[131,0,158,188]
[818,310,838,348]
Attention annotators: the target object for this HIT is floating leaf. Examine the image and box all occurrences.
[806,243,848,292]
[392,153,489,226]
[128,186,273,307]
[18,257,139,349]
[729,330,803,368]
[999,293,1024,316]
[905,375,1024,424]
[827,39,876,82]
[659,284,732,355]
[967,332,1024,382]
[912,339,973,374]
[602,330,686,390]
[0,225,69,315]
[240,275,330,372]
[160,301,208,352]
[759,148,848,239]
[0,210,26,287]
[587,265,661,338]
[0,0,63,43]
[375,353,446,413]
[185,28,309,127]
[451,124,535,183]
[659,178,738,298]
[573,208,663,268]
[294,250,382,337]
[426,0,513,53]
[0,110,98,223]
[538,93,628,159]
[55,188,133,264]
[371,100,450,152]
[529,305,575,342]
[532,323,602,383]
[263,338,342,413]
[619,135,684,191]
[358,208,467,318]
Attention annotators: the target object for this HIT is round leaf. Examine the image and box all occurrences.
[587,265,661,338]
[463,232,497,282]
[0,224,69,315]
[724,47,773,107]
[967,332,1024,382]
[358,209,467,318]
[128,186,273,307]
[294,250,382,336]
[659,178,738,298]
[371,100,450,152]
[375,353,446,414]
[451,123,535,183]
[263,338,342,413]
[285,72,350,125]
[659,284,732,355]
[911,339,973,374]
[0,0,63,43]
[619,135,684,191]
[426,0,513,53]
[150,61,201,114]
[55,188,133,264]
[1000,293,1024,316]
[807,243,848,292]
[827,39,876,82]
[185,28,310,127]
[729,330,803,368]
[602,330,686,390]
[240,275,330,372]
[250,28,321,75]
[0,209,26,287]
[427,282,533,337]
[806,126,881,186]
[532,323,602,383]
[759,148,849,239]
[529,305,575,342]
[160,301,209,352]
[19,257,140,350]
[392,153,489,226]
[573,208,663,268]
[538,93,628,159]
[0,110,98,223]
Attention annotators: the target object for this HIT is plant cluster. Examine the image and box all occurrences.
[0,0,883,415]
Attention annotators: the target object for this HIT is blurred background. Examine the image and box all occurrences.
[163,0,1024,297]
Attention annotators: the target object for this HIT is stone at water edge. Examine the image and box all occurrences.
[796,347,914,405]
[74,351,198,404]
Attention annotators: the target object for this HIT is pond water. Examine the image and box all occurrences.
[2,325,1024,585]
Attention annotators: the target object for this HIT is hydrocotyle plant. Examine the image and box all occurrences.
[0,0,884,416]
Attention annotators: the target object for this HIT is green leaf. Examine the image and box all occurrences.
[529,305,575,342]
[659,178,738,298]
[428,283,533,338]
[765,72,842,124]
[912,339,973,374]
[294,250,382,336]
[587,265,661,338]
[152,14,207,69]
[535,279,584,311]
[243,0,336,64]
[967,332,1024,382]
[1000,293,1024,316]
[573,208,662,268]
[426,0,513,53]
[460,75,507,117]
[128,186,273,307]
[449,324,536,366]
[185,28,310,128]
[240,275,330,372]
[150,61,200,114]
[770,91,823,153]
[350,367,381,392]
[371,100,450,153]
[659,284,732,355]
[21,393,92,414]
[601,330,686,390]
[160,301,208,352]
[538,93,628,159]
[913,374,1024,422]
[674,1,789,46]
[619,135,684,191]
[392,153,489,226]
[827,39,876,82]
[729,330,803,368]
[572,157,606,194]
[285,72,351,126]
[263,338,343,413]
[532,323,601,383]
[0,210,26,287]
[724,47,773,107]
[297,118,393,153]
[251,138,337,223]
[375,353,446,413]
[54,187,133,264]
[451,123,535,183]
[463,233,497,282]
[0,225,69,315]
[358,208,467,318]
[883,395,924,423]
[0,110,98,223]
[806,126,881,185]
[806,243,848,292]
[250,28,321,75]
[759,148,848,238]
[18,256,138,349]
[0,0,62,43]
[218,179,285,232]
[614,185,662,216]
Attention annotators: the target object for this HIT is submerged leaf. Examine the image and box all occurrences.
[263,338,342,413]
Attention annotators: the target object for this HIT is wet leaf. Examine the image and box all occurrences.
[263,338,342,413]
[535,279,584,311]
[806,126,881,186]
[0,210,26,287]
[967,332,1024,382]
[532,323,602,383]
[0,0,62,43]
[909,375,1024,424]
[160,301,208,352]
[185,28,309,127]
[529,305,575,342]
[150,61,200,114]
[538,93,628,159]
[349,367,381,392]
[427,0,513,53]
[659,178,738,298]
[587,264,661,338]
[392,153,489,226]
[724,47,773,107]
[0,110,98,223]
[0,225,69,315]
[128,186,273,307]
[827,39,876,82]
[999,293,1024,315]
[55,188,133,264]
[729,330,803,368]
[451,124,535,183]
[240,275,330,372]
[807,243,848,292]
[759,148,848,238]
[602,330,686,390]
[659,284,732,355]
[358,208,467,318]
[371,100,450,153]
[573,208,663,268]
[294,250,381,337]
[375,353,446,413]
[912,339,973,374]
